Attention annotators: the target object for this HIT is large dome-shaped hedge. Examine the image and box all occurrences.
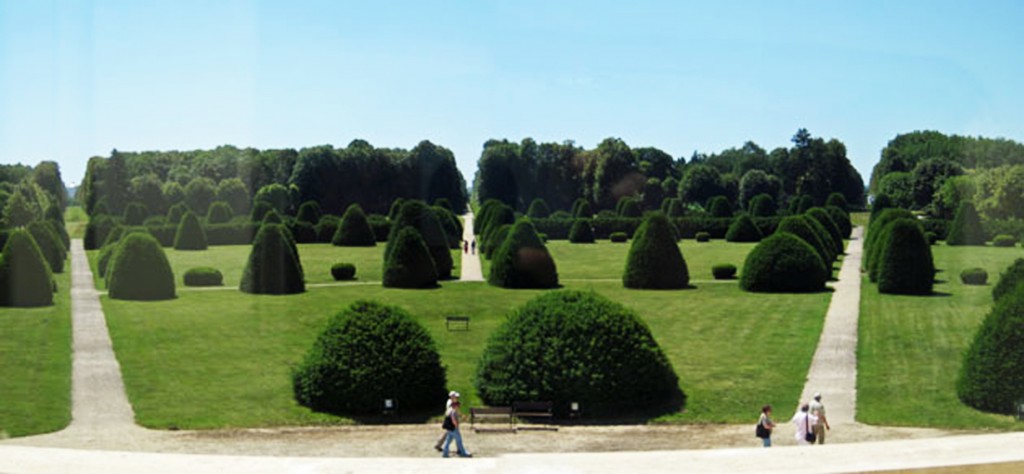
[775,215,833,265]
[385,201,452,279]
[623,212,689,289]
[239,223,305,295]
[174,211,208,250]
[740,232,828,293]
[947,201,986,246]
[568,218,596,243]
[707,196,732,218]
[806,207,844,254]
[488,219,558,289]
[957,287,1024,414]
[108,233,176,301]
[865,208,915,281]
[475,290,684,417]
[725,214,763,243]
[296,200,323,225]
[293,300,447,415]
[804,213,841,257]
[382,226,438,289]
[825,205,852,239]
[876,218,934,295]
[27,220,66,273]
[333,203,376,247]
[0,229,54,307]
[748,194,776,217]
[206,201,233,224]
[993,258,1024,302]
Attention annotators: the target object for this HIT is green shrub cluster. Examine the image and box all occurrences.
[184,267,223,287]
[296,200,322,224]
[616,197,642,218]
[707,196,732,218]
[776,215,832,267]
[623,213,689,289]
[293,300,447,415]
[333,203,376,246]
[167,202,189,225]
[740,232,827,293]
[123,202,149,226]
[748,194,776,217]
[27,221,65,273]
[206,201,234,224]
[946,201,986,246]
[488,219,558,289]
[239,223,305,295]
[527,198,550,218]
[385,200,451,279]
[662,197,686,217]
[434,205,463,249]
[806,207,844,254]
[0,229,54,307]
[483,224,512,259]
[83,214,118,250]
[825,205,853,239]
[382,227,437,288]
[992,259,1024,302]
[804,211,841,258]
[789,195,814,214]
[712,264,737,280]
[725,214,763,242]
[568,219,596,243]
[992,234,1016,247]
[876,218,934,295]
[250,201,274,222]
[108,232,176,301]
[174,211,208,250]
[825,192,848,211]
[475,290,684,417]
[477,200,515,256]
[960,268,988,285]
[957,287,1024,414]
[315,215,341,242]
[695,231,710,242]
[864,208,915,282]
[331,263,357,281]
[610,232,628,243]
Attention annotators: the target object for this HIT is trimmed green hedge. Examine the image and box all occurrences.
[206,201,233,224]
[173,211,208,251]
[947,201,987,246]
[623,213,689,289]
[382,227,438,289]
[992,234,1016,247]
[865,208,915,282]
[610,232,628,243]
[748,193,776,217]
[0,229,54,307]
[27,221,66,273]
[876,218,934,295]
[333,203,376,247]
[992,258,1024,302]
[712,263,737,280]
[777,215,832,266]
[568,218,596,243]
[740,232,827,293]
[386,201,451,279]
[184,267,223,287]
[239,223,305,295]
[960,268,988,285]
[296,200,323,225]
[957,287,1024,414]
[123,202,149,226]
[108,232,176,301]
[488,219,558,289]
[707,196,733,218]
[806,207,844,254]
[725,214,763,243]
[527,198,550,218]
[331,263,357,281]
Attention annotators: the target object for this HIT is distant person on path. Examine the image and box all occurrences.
[434,391,459,452]
[442,399,472,458]
[463,240,468,253]
[757,405,776,447]
[809,392,830,444]
[791,403,818,445]
[470,239,476,255]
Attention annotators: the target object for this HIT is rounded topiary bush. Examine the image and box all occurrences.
[695,231,711,242]
[707,196,732,218]
[664,197,686,217]
[475,290,684,417]
[623,212,689,289]
[166,202,189,225]
[826,192,848,211]
[776,215,832,265]
[83,214,117,250]
[174,211,208,250]
[712,263,737,280]
[740,232,828,293]
[293,300,447,415]
[617,197,642,218]
[960,268,988,285]
[957,288,1024,414]
[296,200,322,225]
[27,220,65,273]
[331,263,356,281]
[123,202,149,226]
[250,200,274,222]
[804,212,841,258]
[527,198,550,218]
[386,201,452,279]
[947,201,986,246]
[484,224,512,259]
[992,258,1024,302]
[568,218,596,244]
[434,205,462,249]
[876,218,934,295]
[571,198,592,218]
[825,205,852,239]
[183,267,223,287]
[206,201,233,224]
[806,207,844,254]
[992,234,1016,247]
[239,223,305,295]
[488,219,559,289]
[610,232,628,243]
[725,214,763,243]
[479,204,515,256]
[748,194,775,217]
[864,208,915,280]
[0,229,54,307]
[333,203,376,247]
[382,227,438,289]
[261,210,284,225]
[108,233,176,301]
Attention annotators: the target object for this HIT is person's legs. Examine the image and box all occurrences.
[762,436,772,447]
[815,425,826,444]
[452,428,469,456]
[442,430,454,457]
[434,431,446,451]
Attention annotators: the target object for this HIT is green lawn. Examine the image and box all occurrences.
[102,238,830,429]
[0,271,72,437]
[64,205,88,239]
[858,244,1024,429]
[546,240,757,282]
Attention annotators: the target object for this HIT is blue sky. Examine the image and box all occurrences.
[1,0,1022,187]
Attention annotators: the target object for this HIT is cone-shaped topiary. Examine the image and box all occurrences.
[527,198,550,218]
[0,229,54,307]
[663,197,686,217]
[617,197,642,217]
[475,290,684,417]
[572,198,592,218]
[293,300,447,415]
[826,192,848,211]
[790,195,814,214]
[876,218,934,295]
[239,223,305,295]
[108,233,176,301]
[166,202,189,225]
[725,214,763,243]
[806,207,844,254]
[433,205,462,249]
[865,208,915,281]
[123,202,149,226]
[27,220,65,273]
[776,215,833,266]
[957,287,1024,414]
[388,198,405,221]
[804,213,840,258]
[83,214,117,250]
[946,201,986,246]
[333,203,376,247]
[825,205,852,239]
[568,218,596,244]
[749,194,776,217]
[479,204,515,254]
[206,201,233,224]
[385,201,451,279]
[382,226,438,289]
[296,200,322,224]
[992,258,1024,302]
[174,211,208,250]
[483,224,512,259]
[250,200,273,222]
[707,196,732,218]
[740,232,828,293]
[261,209,284,225]
[623,212,689,289]
[488,219,558,289]
[474,199,503,234]
[870,194,894,222]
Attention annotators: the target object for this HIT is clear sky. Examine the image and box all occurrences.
[2,0,1022,187]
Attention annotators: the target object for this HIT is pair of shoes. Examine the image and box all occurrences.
[460,453,473,458]
[434,446,442,452]
[442,455,449,458]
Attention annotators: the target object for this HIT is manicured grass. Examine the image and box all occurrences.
[851,211,869,229]
[858,244,1024,429]
[0,271,72,437]
[64,205,88,239]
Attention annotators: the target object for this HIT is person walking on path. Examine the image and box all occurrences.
[470,239,476,255]
[433,391,459,452]
[791,403,818,446]
[442,400,472,458]
[757,405,776,447]
[809,393,830,444]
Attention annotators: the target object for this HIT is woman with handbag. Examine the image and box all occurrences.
[441,400,473,458]
[756,405,776,447]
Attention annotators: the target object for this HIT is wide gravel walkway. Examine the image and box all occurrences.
[458,212,484,282]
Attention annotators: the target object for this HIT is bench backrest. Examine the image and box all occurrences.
[471,407,512,416]
[513,401,553,413]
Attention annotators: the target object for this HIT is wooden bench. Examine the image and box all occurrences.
[470,406,514,433]
[513,401,557,431]
[446,316,470,331]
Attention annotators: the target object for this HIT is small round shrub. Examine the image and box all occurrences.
[740,232,827,293]
[108,233,176,301]
[0,229,54,307]
[166,202,189,225]
[992,234,1016,247]
[960,268,988,285]
[488,219,559,289]
[333,203,376,247]
[695,232,711,242]
[206,201,233,224]
[992,258,1024,302]
[947,201,986,246]
[123,202,149,226]
[725,214,763,243]
[292,300,447,415]
[623,213,689,289]
[610,232,628,243]
[527,198,550,218]
[748,194,775,217]
[712,263,737,280]
[239,223,305,295]
[568,218,596,243]
[331,263,357,281]
[27,221,66,273]
[174,211,208,251]
[877,218,934,295]
[183,267,223,287]
[776,215,832,265]
[957,288,1024,414]
[296,200,322,225]
[382,227,438,289]
[475,290,684,417]
[707,196,732,218]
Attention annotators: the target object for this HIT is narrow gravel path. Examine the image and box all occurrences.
[459,212,484,282]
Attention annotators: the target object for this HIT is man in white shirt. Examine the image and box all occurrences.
[791,403,819,445]
[434,391,460,451]
[809,392,830,444]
